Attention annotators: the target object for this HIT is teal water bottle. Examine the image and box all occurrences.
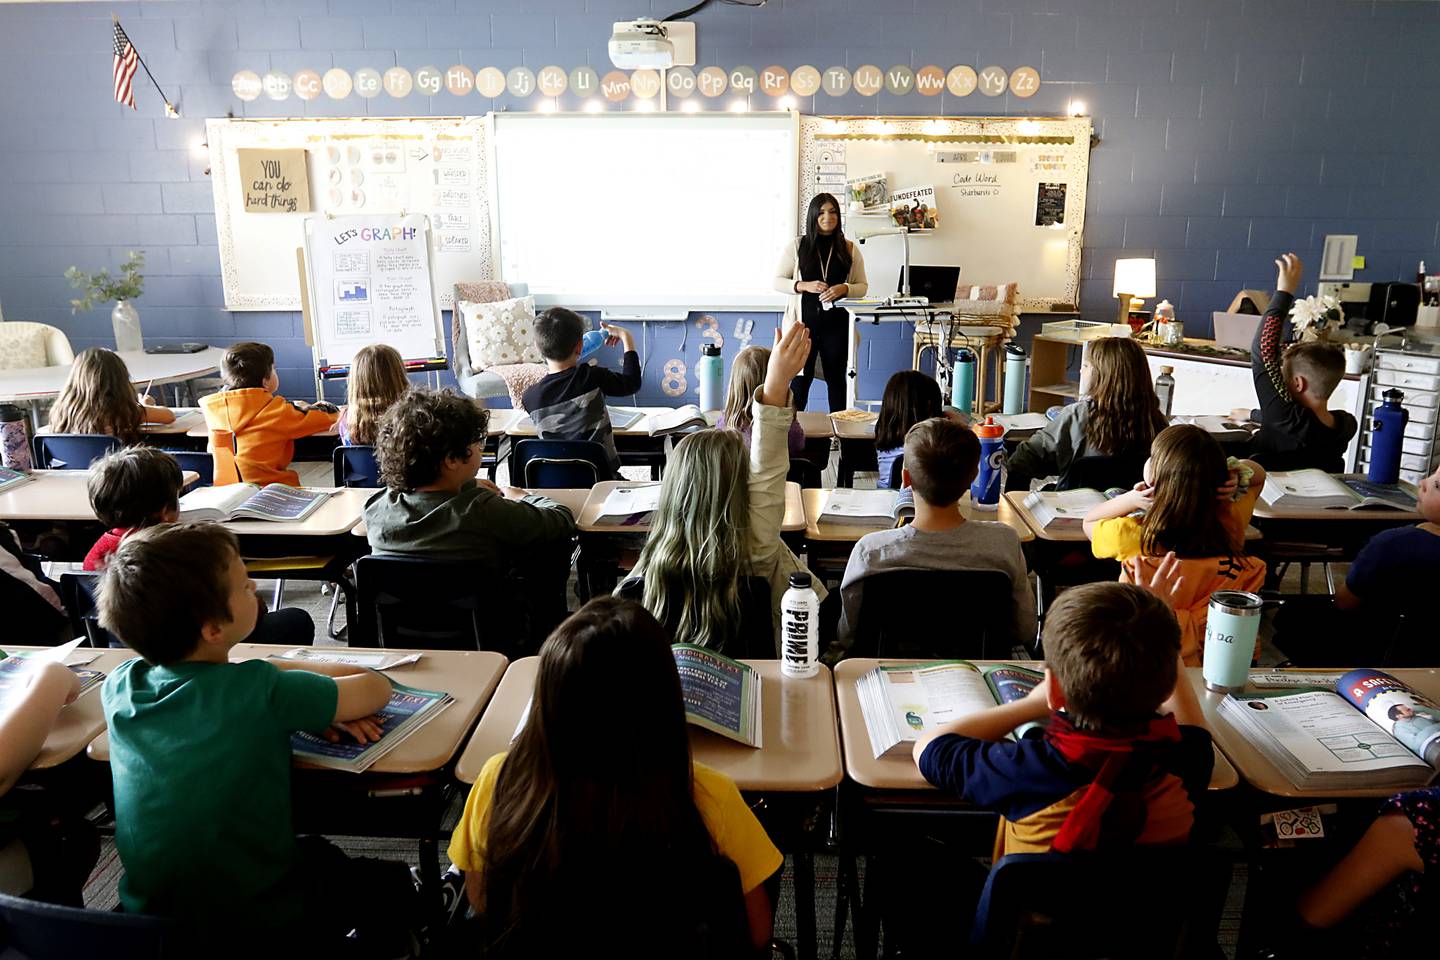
[951,348,976,414]
[1202,591,1263,693]
[697,343,724,411]
[1002,344,1027,415]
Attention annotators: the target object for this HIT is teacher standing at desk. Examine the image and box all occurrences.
[774,192,868,413]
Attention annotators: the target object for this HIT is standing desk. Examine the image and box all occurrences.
[457,657,842,960]
[833,658,1240,958]
[87,644,509,908]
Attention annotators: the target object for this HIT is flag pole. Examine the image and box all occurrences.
[114,13,178,116]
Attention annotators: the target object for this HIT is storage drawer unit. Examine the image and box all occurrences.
[1359,340,1440,482]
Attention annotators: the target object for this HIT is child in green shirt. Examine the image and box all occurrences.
[98,522,418,950]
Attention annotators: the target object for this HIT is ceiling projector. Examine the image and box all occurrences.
[608,19,675,69]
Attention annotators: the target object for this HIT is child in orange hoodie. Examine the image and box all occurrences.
[201,342,339,486]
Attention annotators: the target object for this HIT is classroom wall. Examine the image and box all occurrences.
[1,0,1437,405]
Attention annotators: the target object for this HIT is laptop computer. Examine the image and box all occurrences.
[900,265,961,304]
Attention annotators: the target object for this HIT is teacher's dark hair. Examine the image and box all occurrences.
[798,192,851,281]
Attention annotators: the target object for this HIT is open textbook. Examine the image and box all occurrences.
[511,644,762,748]
[179,483,331,523]
[1260,470,1417,512]
[818,488,914,526]
[593,483,662,525]
[1022,488,1109,530]
[0,640,105,708]
[1219,669,1440,791]
[291,679,453,773]
[857,660,1044,759]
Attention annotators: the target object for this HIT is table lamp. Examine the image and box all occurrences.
[1112,258,1156,326]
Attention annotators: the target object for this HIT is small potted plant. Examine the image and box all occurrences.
[66,250,146,352]
[1288,293,1345,343]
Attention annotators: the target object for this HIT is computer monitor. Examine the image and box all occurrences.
[900,265,961,304]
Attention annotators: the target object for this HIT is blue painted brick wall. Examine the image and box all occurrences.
[2,0,1437,405]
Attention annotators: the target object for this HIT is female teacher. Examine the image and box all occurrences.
[773,192,868,413]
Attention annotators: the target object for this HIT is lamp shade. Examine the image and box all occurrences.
[1112,258,1157,298]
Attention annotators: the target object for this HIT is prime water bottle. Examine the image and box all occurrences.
[1002,344,1026,415]
[780,572,820,679]
[971,417,1005,510]
[697,343,724,411]
[951,348,976,414]
[1368,388,1409,484]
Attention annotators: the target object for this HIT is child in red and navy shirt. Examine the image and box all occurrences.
[914,581,1213,861]
[83,447,184,571]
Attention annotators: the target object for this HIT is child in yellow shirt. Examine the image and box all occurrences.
[1082,424,1267,665]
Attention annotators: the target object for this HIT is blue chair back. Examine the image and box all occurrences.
[0,890,198,959]
[59,572,119,648]
[513,439,609,489]
[354,554,512,652]
[972,849,1228,958]
[332,444,381,487]
[852,569,1020,660]
[31,434,122,471]
[166,450,214,488]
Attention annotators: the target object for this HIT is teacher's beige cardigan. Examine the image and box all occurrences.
[773,237,868,329]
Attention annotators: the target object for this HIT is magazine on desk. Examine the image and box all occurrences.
[0,467,31,493]
[857,660,1045,759]
[179,483,331,523]
[1022,488,1109,530]
[291,679,454,773]
[510,644,762,748]
[0,641,105,706]
[1218,669,1440,791]
[818,488,913,526]
[1260,470,1417,512]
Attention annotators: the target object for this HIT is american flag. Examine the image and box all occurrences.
[112,20,139,109]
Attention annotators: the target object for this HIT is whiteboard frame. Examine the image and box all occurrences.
[799,115,1091,313]
[301,213,447,372]
[484,110,799,313]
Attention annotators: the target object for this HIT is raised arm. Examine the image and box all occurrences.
[747,324,811,566]
[1252,254,1302,418]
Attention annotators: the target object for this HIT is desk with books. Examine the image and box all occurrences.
[0,470,199,524]
[87,644,508,908]
[1250,472,1422,578]
[457,656,841,960]
[3,646,138,771]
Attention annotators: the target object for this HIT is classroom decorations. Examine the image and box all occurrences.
[1289,293,1346,343]
[889,185,938,230]
[112,18,178,117]
[237,148,311,214]
[227,62,1041,106]
[66,250,146,352]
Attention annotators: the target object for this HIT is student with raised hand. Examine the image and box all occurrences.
[618,322,821,653]
[98,523,420,951]
[0,657,99,905]
[1081,424,1267,666]
[1006,336,1167,491]
[1232,253,1356,473]
[834,417,1033,659]
[716,343,805,456]
[448,597,782,957]
[48,347,175,441]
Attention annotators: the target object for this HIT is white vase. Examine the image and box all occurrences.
[112,300,142,352]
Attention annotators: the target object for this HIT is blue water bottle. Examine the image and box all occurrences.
[1368,388,1409,484]
[697,343,724,411]
[971,417,1005,510]
[578,329,607,363]
[951,348,976,414]
[1002,344,1027,415]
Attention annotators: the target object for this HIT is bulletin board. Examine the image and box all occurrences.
[799,116,1092,312]
[209,116,488,311]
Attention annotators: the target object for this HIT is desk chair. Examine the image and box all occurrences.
[59,572,116,648]
[166,450,212,488]
[0,891,198,960]
[512,439,609,489]
[850,569,1019,660]
[31,435,121,471]
[787,458,823,490]
[354,554,516,652]
[836,437,877,489]
[971,849,1228,959]
[615,576,775,659]
[1054,453,1147,493]
[332,444,380,487]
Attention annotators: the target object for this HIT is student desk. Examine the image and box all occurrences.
[505,406,683,480]
[348,486,590,540]
[573,480,806,598]
[0,348,225,427]
[833,658,1240,958]
[33,407,208,441]
[828,413,1041,488]
[0,470,199,524]
[6,647,138,772]
[457,657,842,960]
[87,644,508,908]
[1250,491,1421,584]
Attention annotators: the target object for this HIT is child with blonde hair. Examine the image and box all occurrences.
[340,343,410,446]
[48,348,175,442]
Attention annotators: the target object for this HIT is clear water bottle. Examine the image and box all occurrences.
[698,343,724,411]
[1155,299,1182,346]
[780,571,819,678]
[1155,365,1176,417]
[971,416,1005,510]
[1368,388,1409,484]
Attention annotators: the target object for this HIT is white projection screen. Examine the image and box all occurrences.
[487,112,798,315]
